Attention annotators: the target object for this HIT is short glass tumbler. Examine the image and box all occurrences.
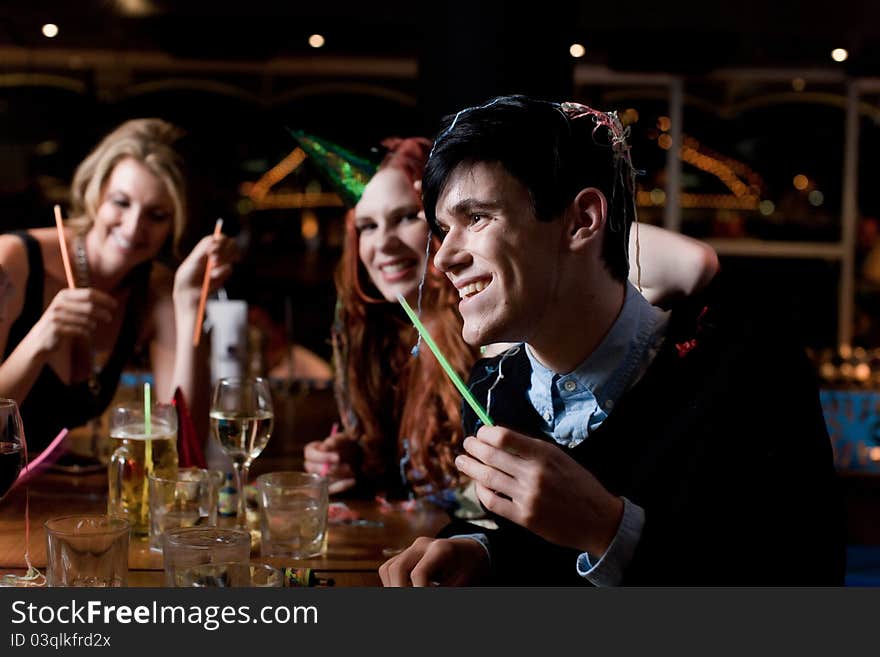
[45,515,130,587]
[257,472,328,559]
[162,526,251,587]
[149,468,219,550]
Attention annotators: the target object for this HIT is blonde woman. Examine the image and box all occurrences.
[0,119,235,451]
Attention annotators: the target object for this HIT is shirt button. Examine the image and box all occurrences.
[605,399,614,409]
[543,410,552,421]
[563,380,577,393]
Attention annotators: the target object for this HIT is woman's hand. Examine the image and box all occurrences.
[172,233,237,309]
[32,288,118,354]
[304,432,361,494]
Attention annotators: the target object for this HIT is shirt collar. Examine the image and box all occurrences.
[526,282,669,411]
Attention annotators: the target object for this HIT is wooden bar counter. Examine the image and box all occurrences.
[0,469,448,587]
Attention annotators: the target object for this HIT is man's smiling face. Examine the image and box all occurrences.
[433,161,564,346]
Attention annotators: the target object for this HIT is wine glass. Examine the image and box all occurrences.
[209,377,274,529]
[0,399,24,502]
[0,399,46,587]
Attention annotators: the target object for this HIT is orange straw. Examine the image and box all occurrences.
[54,205,75,289]
[193,218,224,347]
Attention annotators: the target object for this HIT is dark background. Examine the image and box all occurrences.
[2,0,878,356]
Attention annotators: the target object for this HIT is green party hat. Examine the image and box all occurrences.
[289,129,378,207]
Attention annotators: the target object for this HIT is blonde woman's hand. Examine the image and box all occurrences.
[32,287,118,354]
[172,233,237,308]
[304,433,360,494]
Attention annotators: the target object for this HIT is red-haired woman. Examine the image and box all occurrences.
[304,137,718,502]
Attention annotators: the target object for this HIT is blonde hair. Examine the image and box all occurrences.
[69,118,187,254]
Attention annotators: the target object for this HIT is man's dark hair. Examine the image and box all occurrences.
[423,95,636,282]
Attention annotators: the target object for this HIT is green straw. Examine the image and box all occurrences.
[397,293,493,427]
[141,382,153,528]
[144,382,152,436]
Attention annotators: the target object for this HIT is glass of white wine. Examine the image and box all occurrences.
[209,377,274,529]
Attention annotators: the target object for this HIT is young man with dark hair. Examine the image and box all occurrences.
[379,95,844,586]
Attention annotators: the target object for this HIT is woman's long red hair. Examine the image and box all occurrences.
[332,138,476,495]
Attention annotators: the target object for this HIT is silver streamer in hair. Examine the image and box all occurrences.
[410,227,434,357]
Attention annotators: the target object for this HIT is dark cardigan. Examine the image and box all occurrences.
[443,281,845,586]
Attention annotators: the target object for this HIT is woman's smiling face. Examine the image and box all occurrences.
[355,167,430,304]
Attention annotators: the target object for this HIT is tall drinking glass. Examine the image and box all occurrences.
[210,377,273,529]
[0,399,24,502]
[107,403,178,537]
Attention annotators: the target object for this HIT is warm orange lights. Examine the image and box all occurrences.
[301,210,320,240]
[245,148,307,201]
[620,108,639,126]
[637,191,760,210]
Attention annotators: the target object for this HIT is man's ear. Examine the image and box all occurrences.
[566,188,607,251]
[413,180,427,221]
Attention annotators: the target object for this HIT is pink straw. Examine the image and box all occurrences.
[14,428,68,489]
